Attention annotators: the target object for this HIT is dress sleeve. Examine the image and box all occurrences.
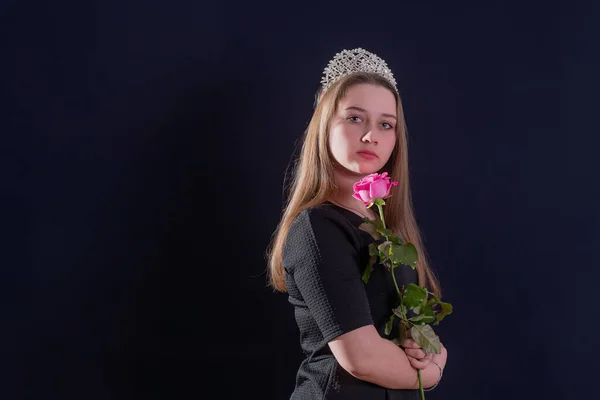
[283,208,373,343]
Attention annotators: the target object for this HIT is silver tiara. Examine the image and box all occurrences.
[320,48,398,94]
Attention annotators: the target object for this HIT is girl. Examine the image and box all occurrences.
[267,48,448,399]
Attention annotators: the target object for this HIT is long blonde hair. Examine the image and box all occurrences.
[266,72,441,298]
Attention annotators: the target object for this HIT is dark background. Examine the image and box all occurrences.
[3,1,599,399]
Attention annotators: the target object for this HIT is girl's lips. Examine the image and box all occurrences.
[357,151,378,159]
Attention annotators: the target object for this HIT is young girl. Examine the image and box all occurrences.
[267,48,448,399]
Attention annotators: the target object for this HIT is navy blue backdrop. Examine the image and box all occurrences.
[3,1,599,399]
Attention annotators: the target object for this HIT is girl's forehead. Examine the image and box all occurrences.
[337,85,397,115]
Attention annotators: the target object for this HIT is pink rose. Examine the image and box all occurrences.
[352,172,399,206]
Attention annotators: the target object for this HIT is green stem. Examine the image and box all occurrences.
[390,264,403,300]
[396,278,425,397]
[376,202,386,229]
[376,202,403,308]
[376,200,425,398]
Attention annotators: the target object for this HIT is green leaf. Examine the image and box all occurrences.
[390,243,418,269]
[377,227,395,238]
[397,320,409,344]
[389,235,404,246]
[359,221,381,240]
[392,304,406,319]
[408,313,436,324]
[434,301,453,326]
[402,283,427,309]
[384,314,395,336]
[373,218,385,229]
[410,324,441,354]
[368,243,379,257]
[362,257,375,283]
[378,254,389,265]
[418,300,436,321]
[378,241,392,254]
[377,241,392,264]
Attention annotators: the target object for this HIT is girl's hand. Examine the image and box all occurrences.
[402,338,433,370]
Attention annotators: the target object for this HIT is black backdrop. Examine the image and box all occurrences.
[3,1,600,399]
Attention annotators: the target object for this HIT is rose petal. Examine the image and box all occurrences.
[359,189,372,202]
[352,192,365,203]
[370,179,389,199]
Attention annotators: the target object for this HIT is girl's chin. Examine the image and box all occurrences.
[348,166,382,176]
[355,163,382,175]
[335,160,383,176]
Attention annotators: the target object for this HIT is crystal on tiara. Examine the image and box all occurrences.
[320,48,398,94]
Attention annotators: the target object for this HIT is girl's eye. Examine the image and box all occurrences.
[348,116,362,123]
[381,122,394,130]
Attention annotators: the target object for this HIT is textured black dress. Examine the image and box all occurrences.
[282,202,421,400]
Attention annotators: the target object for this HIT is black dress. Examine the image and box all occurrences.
[282,202,421,400]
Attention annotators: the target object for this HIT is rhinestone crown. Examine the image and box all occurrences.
[320,47,398,94]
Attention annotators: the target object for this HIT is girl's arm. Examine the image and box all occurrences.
[329,325,447,390]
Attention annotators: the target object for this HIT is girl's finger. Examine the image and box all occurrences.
[405,348,427,359]
[402,339,420,349]
[408,357,429,370]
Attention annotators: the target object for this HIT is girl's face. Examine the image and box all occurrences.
[328,83,397,176]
